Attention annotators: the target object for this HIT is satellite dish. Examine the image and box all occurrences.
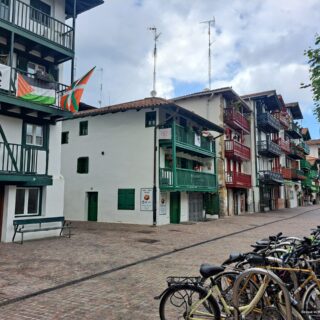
[150,90,157,97]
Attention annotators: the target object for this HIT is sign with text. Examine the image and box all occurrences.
[159,128,172,140]
[140,188,153,211]
[0,63,10,91]
[159,192,167,215]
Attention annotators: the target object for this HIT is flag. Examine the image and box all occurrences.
[60,67,95,112]
[16,73,56,105]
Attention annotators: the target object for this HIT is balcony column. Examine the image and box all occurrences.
[71,0,77,82]
[9,31,14,93]
[172,120,177,187]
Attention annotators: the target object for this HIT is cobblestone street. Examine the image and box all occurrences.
[0,205,319,319]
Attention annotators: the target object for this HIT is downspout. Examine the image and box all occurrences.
[251,97,258,212]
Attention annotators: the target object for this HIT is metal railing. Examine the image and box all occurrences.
[257,112,281,132]
[259,170,283,183]
[290,143,305,159]
[1,67,68,110]
[258,139,281,156]
[298,141,310,155]
[1,0,74,50]
[224,140,250,160]
[300,159,311,171]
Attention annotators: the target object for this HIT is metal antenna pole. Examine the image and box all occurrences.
[200,17,215,89]
[98,67,104,108]
[149,27,161,97]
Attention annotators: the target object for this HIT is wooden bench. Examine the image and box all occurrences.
[12,217,71,244]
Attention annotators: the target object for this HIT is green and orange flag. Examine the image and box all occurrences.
[60,67,95,112]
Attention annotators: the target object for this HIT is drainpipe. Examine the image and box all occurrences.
[251,98,258,212]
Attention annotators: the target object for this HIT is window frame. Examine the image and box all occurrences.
[77,157,89,174]
[145,111,157,128]
[15,187,41,217]
[61,131,69,144]
[24,123,47,150]
[118,189,135,210]
[79,121,88,136]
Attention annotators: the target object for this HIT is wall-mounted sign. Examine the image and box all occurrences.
[194,133,201,147]
[0,63,10,91]
[159,192,167,215]
[140,188,153,211]
[159,128,172,140]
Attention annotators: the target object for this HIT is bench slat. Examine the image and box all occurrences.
[13,217,65,225]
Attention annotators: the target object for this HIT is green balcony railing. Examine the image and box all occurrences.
[309,170,318,180]
[159,168,217,191]
[302,178,313,188]
[172,124,215,154]
[300,159,311,171]
[298,141,310,155]
[0,0,74,50]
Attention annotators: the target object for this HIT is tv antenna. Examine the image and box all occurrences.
[98,67,104,107]
[149,26,161,97]
[200,17,215,89]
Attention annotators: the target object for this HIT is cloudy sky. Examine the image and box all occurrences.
[71,0,320,138]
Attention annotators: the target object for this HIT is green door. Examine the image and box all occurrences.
[88,192,98,221]
[170,192,180,224]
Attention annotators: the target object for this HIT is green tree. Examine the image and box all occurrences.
[305,34,320,121]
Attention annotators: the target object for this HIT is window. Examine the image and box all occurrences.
[30,0,51,27]
[79,121,88,136]
[145,111,156,127]
[118,189,135,210]
[15,188,40,216]
[61,132,69,144]
[77,157,89,174]
[27,62,46,75]
[26,124,43,146]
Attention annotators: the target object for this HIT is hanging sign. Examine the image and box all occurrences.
[140,188,153,211]
[159,128,172,140]
[0,63,10,91]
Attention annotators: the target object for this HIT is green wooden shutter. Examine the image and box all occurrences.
[118,189,135,210]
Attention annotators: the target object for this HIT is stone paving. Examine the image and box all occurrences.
[0,205,319,319]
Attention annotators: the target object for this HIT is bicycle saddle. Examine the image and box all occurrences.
[199,264,225,278]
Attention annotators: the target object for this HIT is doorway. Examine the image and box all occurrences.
[87,192,98,221]
[170,192,180,224]
[189,192,203,221]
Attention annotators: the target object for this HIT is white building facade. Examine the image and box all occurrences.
[61,98,224,225]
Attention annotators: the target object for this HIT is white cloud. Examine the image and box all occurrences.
[72,0,320,113]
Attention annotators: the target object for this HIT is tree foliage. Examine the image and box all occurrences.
[305,35,320,121]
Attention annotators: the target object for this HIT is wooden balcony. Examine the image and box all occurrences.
[159,168,217,192]
[289,143,305,160]
[281,167,292,180]
[286,122,302,139]
[298,141,310,155]
[225,171,251,188]
[0,0,74,51]
[258,170,284,184]
[224,140,250,161]
[258,140,281,157]
[274,138,290,154]
[300,159,311,171]
[224,108,250,133]
[257,113,281,133]
[160,123,215,157]
[0,141,51,184]
[273,111,290,129]
[0,67,70,119]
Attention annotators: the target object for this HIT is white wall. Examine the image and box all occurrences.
[62,109,160,225]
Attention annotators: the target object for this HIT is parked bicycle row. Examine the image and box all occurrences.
[156,227,320,319]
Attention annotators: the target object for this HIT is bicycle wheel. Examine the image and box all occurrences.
[302,283,320,320]
[159,284,220,320]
